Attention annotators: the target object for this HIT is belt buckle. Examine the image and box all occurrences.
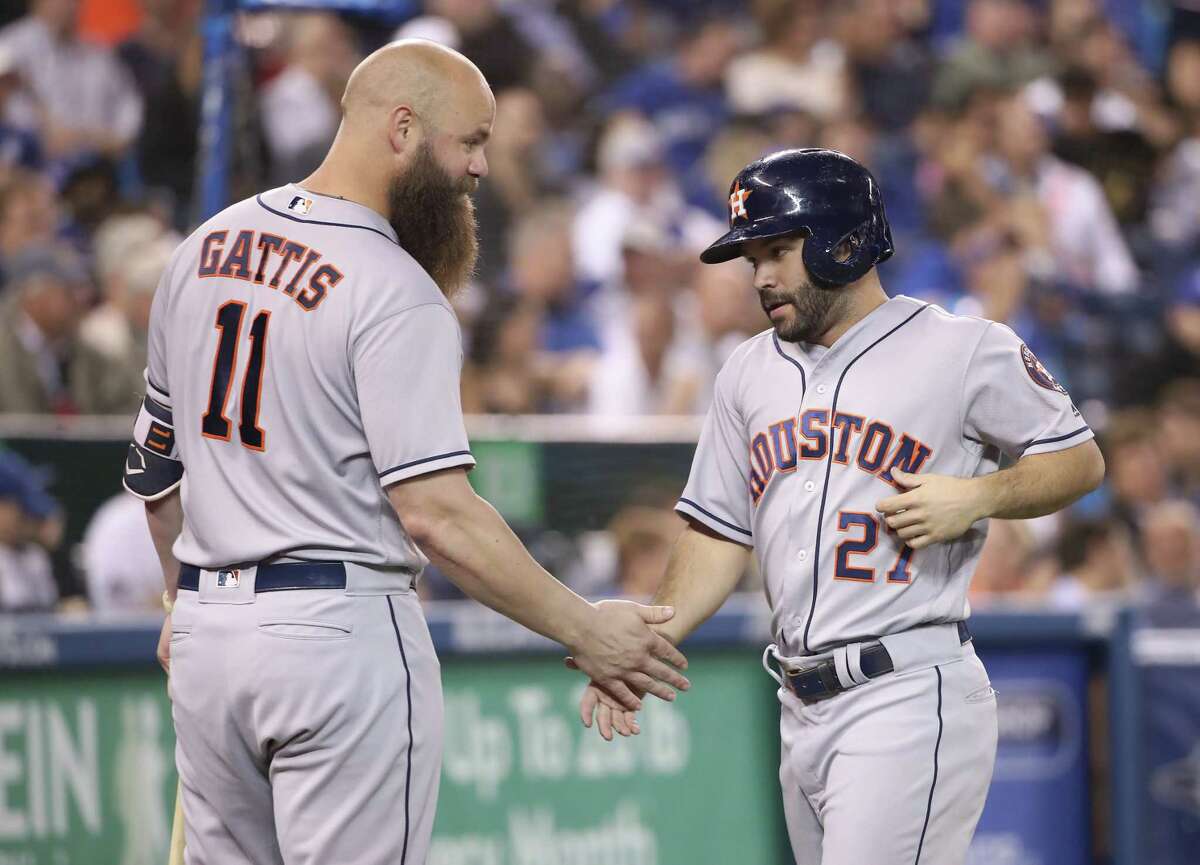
[787,658,844,702]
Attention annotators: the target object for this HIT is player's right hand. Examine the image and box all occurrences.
[580,681,642,741]
[568,600,689,711]
[157,616,172,674]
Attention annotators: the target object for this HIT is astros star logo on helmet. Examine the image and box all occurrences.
[729,181,752,222]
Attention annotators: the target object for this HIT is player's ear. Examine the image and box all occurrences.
[387,105,418,155]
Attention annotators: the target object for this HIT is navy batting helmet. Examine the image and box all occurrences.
[699,148,894,286]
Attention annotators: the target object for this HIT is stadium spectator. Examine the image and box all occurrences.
[1137,500,1200,626]
[586,291,702,416]
[260,13,360,186]
[1060,13,1170,143]
[1159,378,1200,507]
[77,223,176,414]
[572,114,718,287]
[1102,408,1172,549]
[0,0,143,162]
[1150,124,1200,253]
[608,504,683,598]
[932,0,1052,111]
[461,293,547,414]
[116,0,202,216]
[968,517,1047,602]
[988,90,1139,295]
[687,258,761,406]
[81,490,162,611]
[1045,517,1136,610]
[0,449,58,612]
[0,245,91,414]
[834,0,932,132]
[510,200,598,355]
[1145,269,1200,388]
[0,169,58,279]
[1149,38,1200,253]
[602,13,740,178]
[726,0,850,120]
[1050,66,1158,228]
[0,48,41,179]
[590,216,686,317]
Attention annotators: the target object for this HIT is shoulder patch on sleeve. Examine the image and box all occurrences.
[1020,344,1067,394]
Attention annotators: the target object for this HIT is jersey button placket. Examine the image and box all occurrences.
[785,359,820,643]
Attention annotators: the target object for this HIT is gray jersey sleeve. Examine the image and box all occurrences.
[353,302,476,487]
[961,322,1092,459]
[144,253,174,406]
[676,364,754,545]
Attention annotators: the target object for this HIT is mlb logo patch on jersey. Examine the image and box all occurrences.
[287,196,313,215]
[217,569,241,588]
[1020,344,1067,394]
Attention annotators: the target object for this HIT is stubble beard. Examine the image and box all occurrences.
[387,141,479,298]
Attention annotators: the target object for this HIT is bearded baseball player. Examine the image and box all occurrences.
[579,148,1106,864]
[123,40,690,865]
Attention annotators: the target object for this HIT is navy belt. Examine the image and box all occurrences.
[784,621,971,702]
[177,561,347,592]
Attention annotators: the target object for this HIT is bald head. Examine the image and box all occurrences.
[341,39,491,131]
[302,39,492,297]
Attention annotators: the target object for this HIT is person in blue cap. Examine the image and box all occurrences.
[0,449,60,611]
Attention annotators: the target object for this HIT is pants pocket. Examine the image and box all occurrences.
[257,619,353,641]
[965,683,998,704]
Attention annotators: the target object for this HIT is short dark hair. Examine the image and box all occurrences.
[1056,518,1114,571]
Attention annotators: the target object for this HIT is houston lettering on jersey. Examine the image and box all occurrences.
[749,409,932,504]
[196,229,344,312]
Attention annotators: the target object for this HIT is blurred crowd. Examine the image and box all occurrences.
[0,0,1196,618]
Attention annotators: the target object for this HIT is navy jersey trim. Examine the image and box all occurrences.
[677,497,753,538]
[913,666,944,865]
[773,333,807,391]
[147,375,170,399]
[803,303,930,653]
[142,395,172,424]
[255,196,398,245]
[963,434,987,448]
[386,597,414,865]
[1025,425,1090,450]
[378,450,474,480]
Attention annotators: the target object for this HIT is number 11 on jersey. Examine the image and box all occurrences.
[202,300,271,451]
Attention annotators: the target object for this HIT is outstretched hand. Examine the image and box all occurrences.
[579,680,643,741]
[566,599,689,712]
[875,470,987,549]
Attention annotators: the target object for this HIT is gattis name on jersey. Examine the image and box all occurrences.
[749,409,933,504]
[196,229,344,312]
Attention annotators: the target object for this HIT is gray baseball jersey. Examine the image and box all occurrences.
[677,294,1092,655]
[124,184,463,865]
[124,184,476,574]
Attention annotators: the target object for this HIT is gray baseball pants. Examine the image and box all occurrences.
[168,565,442,865]
[769,626,998,864]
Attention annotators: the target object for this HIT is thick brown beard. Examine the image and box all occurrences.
[387,142,479,298]
[765,278,849,344]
